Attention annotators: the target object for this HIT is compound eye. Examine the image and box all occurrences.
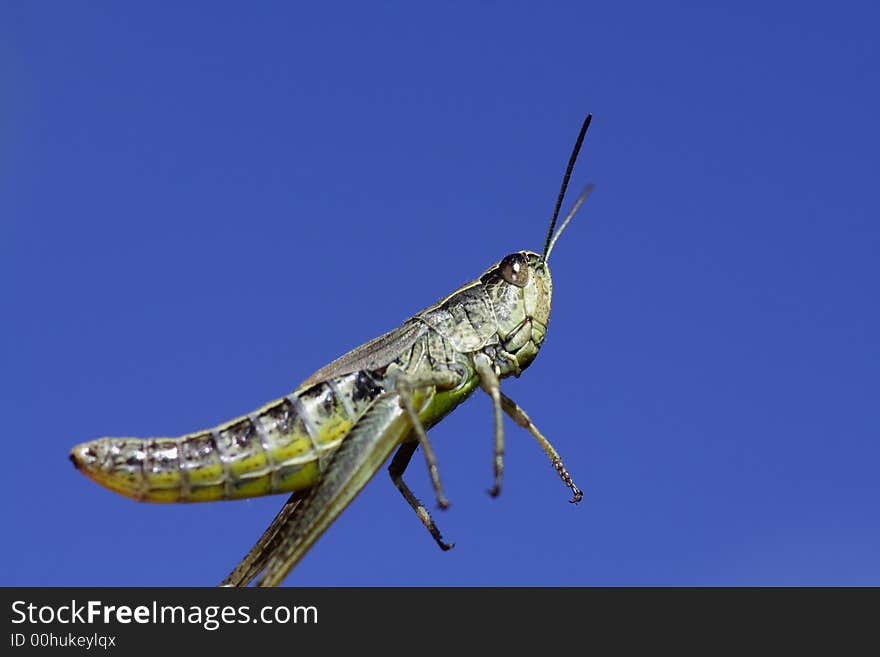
[500,253,530,288]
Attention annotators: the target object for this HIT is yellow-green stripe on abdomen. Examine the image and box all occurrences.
[69,372,384,503]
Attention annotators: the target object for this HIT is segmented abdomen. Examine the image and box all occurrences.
[70,372,383,502]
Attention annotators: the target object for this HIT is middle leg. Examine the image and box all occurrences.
[388,441,454,550]
[390,367,461,509]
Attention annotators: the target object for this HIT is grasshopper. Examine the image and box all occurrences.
[70,115,595,586]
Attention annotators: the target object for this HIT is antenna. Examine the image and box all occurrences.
[541,114,592,260]
[544,183,594,262]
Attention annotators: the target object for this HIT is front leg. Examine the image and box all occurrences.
[473,352,505,497]
[499,392,583,504]
[473,353,583,504]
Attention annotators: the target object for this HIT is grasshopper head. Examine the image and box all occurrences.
[480,250,552,373]
[479,172,593,375]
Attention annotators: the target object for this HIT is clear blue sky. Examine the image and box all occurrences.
[2,2,878,586]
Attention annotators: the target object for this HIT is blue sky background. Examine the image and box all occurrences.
[2,2,878,586]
